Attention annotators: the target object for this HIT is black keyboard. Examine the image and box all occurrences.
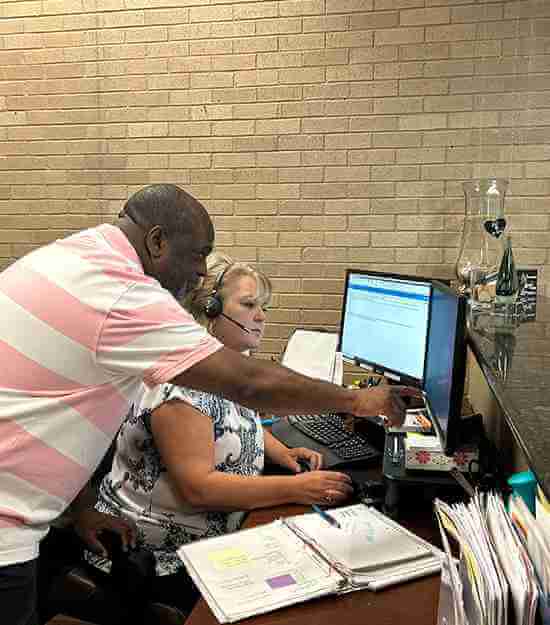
[286,414,381,463]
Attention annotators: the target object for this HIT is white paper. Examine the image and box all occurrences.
[281,329,338,383]
[178,520,340,623]
[287,504,434,573]
[179,504,442,622]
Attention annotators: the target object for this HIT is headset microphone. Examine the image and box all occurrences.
[204,265,252,335]
[220,313,252,334]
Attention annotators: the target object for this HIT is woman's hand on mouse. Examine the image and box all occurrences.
[279,447,323,473]
[292,470,353,506]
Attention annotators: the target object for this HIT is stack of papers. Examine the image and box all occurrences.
[509,494,550,623]
[178,504,443,623]
[435,492,549,625]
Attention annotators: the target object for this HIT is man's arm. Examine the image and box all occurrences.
[171,347,410,423]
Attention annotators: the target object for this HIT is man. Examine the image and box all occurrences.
[0,184,409,625]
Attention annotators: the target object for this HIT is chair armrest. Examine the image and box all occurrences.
[45,614,98,625]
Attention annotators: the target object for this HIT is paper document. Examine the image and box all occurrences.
[287,504,434,574]
[510,494,550,624]
[281,329,339,383]
[178,503,442,623]
[179,521,336,623]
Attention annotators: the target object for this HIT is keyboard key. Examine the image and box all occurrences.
[286,413,381,463]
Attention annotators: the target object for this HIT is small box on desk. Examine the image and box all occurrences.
[404,432,478,473]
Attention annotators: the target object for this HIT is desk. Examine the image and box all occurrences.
[186,501,442,625]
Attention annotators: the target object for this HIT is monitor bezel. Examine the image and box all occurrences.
[424,280,468,456]
[337,268,433,388]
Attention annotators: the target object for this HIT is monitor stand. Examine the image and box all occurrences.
[382,432,463,519]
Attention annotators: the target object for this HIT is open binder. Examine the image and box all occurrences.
[178,503,443,623]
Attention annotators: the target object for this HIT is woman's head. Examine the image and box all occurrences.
[184,253,272,352]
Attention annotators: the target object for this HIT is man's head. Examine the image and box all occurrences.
[118,184,214,298]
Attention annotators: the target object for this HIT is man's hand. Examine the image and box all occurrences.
[351,384,423,428]
[280,447,323,473]
[74,508,137,557]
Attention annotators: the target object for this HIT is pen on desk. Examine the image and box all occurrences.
[311,504,341,529]
[260,417,280,426]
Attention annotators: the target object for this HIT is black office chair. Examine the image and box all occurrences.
[41,528,188,625]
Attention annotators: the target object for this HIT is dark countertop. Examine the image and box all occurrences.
[467,298,550,500]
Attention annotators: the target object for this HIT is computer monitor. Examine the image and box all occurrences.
[338,269,467,457]
[423,281,467,456]
[338,270,432,387]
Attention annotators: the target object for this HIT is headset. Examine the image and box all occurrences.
[203,265,252,334]
[204,265,229,319]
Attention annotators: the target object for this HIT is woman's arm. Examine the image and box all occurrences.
[150,400,352,511]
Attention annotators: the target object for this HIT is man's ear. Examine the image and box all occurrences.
[144,225,167,260]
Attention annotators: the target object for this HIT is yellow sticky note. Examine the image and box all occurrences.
[208,548,249,569]
[538,485,550,510]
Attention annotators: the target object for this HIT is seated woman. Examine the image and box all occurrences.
[84,253,352,613]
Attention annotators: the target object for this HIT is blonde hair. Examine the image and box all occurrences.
[183,252,272,329]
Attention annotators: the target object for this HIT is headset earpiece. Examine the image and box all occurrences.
[204,266,229,319]
[204,293,223,318]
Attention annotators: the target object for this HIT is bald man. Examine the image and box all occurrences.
[0,184,409,624]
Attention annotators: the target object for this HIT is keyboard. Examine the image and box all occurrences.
[285,413,381,463]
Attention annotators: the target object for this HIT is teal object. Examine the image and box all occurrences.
[508,470,537,515]
[260,417,280,426]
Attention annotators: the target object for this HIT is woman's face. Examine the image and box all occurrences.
[212,275,267,353]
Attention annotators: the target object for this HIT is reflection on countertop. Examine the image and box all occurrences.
[467,298,550,500]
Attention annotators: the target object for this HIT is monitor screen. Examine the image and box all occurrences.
[338,270,431,386]
[423,281,467,456]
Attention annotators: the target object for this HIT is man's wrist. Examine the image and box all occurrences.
[342,387,360,416]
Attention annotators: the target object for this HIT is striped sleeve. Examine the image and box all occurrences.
[96,282,223,387]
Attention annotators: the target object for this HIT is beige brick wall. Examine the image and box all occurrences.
[1,0,549,358]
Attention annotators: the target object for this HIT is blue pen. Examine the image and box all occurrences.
[260,417,280,426]
[311,504,341,529]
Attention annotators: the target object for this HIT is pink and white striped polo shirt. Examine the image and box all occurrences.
[0,224,222,566]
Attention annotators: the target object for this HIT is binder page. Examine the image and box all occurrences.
[287,504,435,574]
[178,520,341,623]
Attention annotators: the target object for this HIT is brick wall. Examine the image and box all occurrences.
[1,0,549,357]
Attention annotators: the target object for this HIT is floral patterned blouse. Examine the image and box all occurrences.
[86,383,265,576]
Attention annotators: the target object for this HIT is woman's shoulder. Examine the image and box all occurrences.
[138,382,231,418]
